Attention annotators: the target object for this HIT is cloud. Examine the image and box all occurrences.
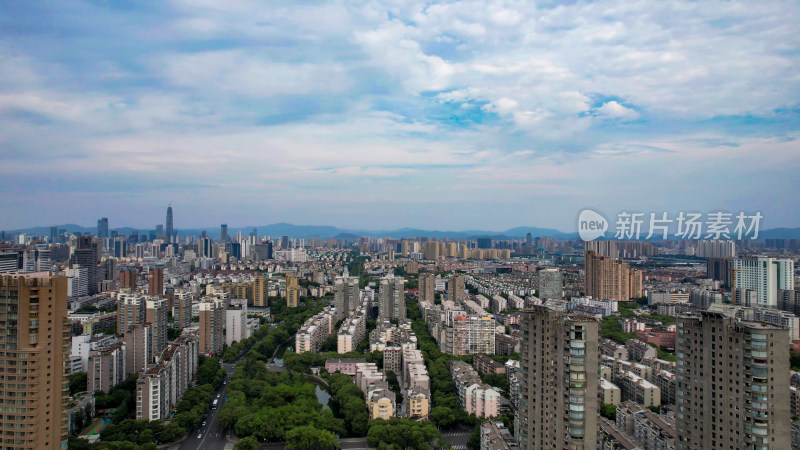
[594,101,641,121]
[0,0,798,230]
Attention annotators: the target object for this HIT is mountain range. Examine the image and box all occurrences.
[5,222,800,240]
[4,222,576,240]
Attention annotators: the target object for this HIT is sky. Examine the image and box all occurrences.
[1,0,799,232]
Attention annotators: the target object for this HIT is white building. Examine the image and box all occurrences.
[226,305,249,347]
[734,256,794,308]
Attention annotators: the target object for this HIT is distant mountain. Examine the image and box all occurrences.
[4,222,799,241]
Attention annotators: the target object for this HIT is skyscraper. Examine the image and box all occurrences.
[97,217,109,239]
[518,303,599,450]
[0,273,70,449]
[220,224,228,243]
[165,205,174,243]
[676,309,789,449]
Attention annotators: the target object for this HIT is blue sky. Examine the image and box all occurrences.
[1,0,799,232]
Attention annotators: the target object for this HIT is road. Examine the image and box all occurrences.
[179,323,281,449]
[178,360,237,450]
[440,424,472,450]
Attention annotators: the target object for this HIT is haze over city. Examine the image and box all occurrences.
[2,0,799,231]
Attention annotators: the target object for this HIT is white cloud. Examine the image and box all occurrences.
[594,101,640,121]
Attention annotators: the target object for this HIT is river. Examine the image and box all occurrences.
[315,385,331,410]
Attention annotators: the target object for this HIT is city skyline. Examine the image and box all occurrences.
[1,1,798,230]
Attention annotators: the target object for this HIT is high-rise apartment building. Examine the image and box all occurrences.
[518,303,599,450]
[117,290,146,332]
[97,217,109,239]
[423,241,440,260]
[146,297,168,356]
[0,273,70,450]
[220,224,228,243]
[199,299,224,356]
[452,316,496,355]
[379,276,406,321]
[119,266,136,290]
[675,310,789,449]
[696,240,736,258]
[585,251,642,301]
[733,256,795,308]
[707,258,734,287]
[253,274,269,307]
[447,274,465,303]
[174,290,193,329]
[418,273,436,305]
[334,276,359,321]
[124,323,153,375]
[538,268,563,300]
[69,235,100,295]
[197,237,212,258]
[148,267,163,296]
[285,274,300,308]
[87,342,126,393]
[113,238,128,259]
[225,305,248,347]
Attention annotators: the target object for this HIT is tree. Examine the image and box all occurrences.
[430,406,456,428]
[72,409,85,434]
[600,403,616,420]
[69,372,88,395]
[234,436,260,450]
[167,327,182,341]
[366,419,438,449]
[791,349,800,370]
[285,426,339,450]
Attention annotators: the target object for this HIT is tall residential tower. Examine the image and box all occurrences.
[0,273,70,449]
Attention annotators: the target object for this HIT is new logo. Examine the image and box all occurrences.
[578,209,608,241]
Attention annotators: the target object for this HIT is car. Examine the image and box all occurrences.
[216,393,221,398]
[197,433,202,439]
[202,421,206,426]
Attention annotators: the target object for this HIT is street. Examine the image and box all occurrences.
[177,361,237,450]
[440,424,472,450]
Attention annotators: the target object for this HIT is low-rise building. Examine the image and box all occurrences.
[325,358,366,376]
[600,378,622,405]
[480,420,518,450]
[625,339,657,361]
[451,361,501,418]
[474,354,506,375]
[613,371,661,408]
